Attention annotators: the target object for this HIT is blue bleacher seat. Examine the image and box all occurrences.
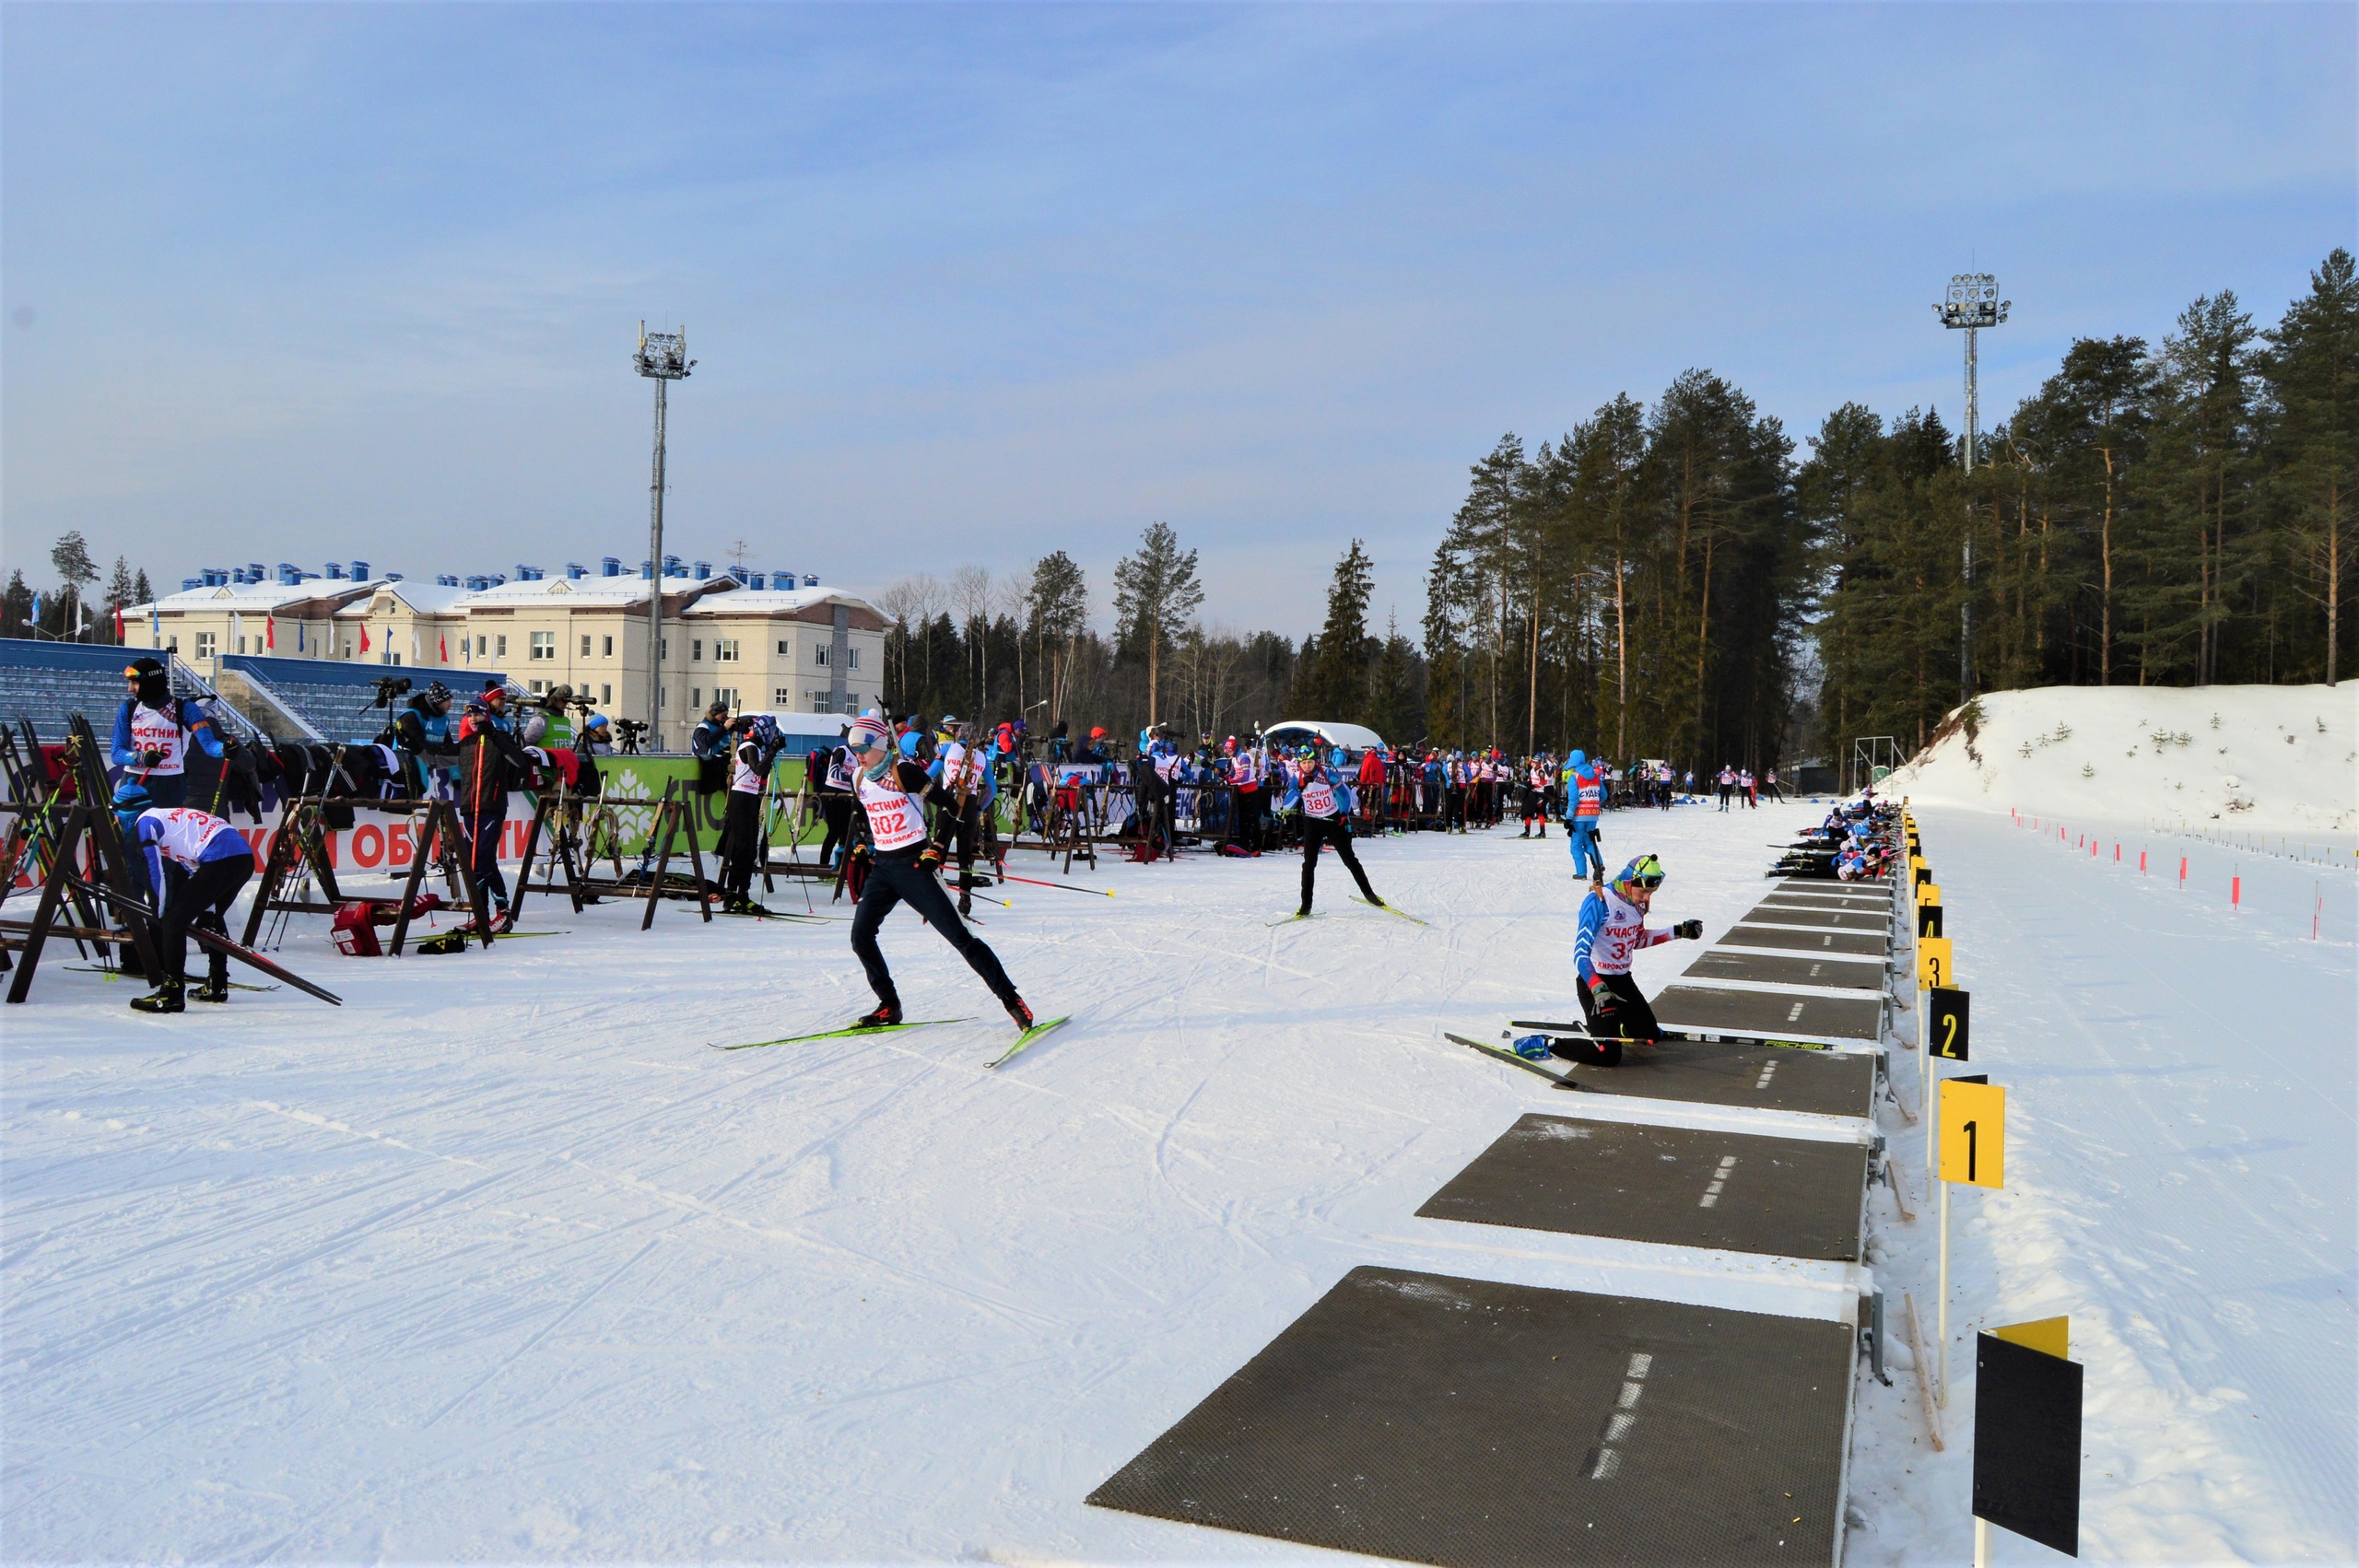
[222,655,518,743]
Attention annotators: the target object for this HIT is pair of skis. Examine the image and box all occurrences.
[715,1012,1072,1069]
[1265,898,1427,928]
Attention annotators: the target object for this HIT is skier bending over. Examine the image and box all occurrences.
[1557,854,1700,1066]
[1279,747,1384,919]
[124,797,257,1013]
[844,713,1035,1033]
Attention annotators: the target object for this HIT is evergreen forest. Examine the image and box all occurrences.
[879,249,2356,766]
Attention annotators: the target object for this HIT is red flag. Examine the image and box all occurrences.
[360,625,370,653]
[113,606,124,642]
[439,636,448,663]
[265,615,276,650]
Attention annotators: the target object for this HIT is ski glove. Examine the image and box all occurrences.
[139,747,164,767]
[916,843,945,873]
[1588,975,1616,1007]
[1673,919,1703,940]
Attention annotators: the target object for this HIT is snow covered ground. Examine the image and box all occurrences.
[3,792,2351,1563]
[1879,682,2358,836]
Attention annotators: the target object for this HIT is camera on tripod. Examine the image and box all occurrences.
[614,717,650,755]
[365,675,413,710]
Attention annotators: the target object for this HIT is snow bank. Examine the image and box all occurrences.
[1878,682,2358,833]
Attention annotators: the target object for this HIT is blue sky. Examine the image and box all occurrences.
[4,3,2351,635]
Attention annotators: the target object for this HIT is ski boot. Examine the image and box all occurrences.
[1004,995,1035,1033]
[491,904,517,935]
[1510,1034,1552,1062]
[130,977,185,1014]
[192,975,231,1004]
[853,1002,902,1029]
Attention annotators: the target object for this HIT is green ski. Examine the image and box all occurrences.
[987,1013,1072,1070]
[714,1018,973,1051]
[1355,898,1427,925]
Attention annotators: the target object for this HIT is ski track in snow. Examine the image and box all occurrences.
[3,801,2350,1561]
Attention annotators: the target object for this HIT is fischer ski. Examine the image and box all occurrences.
[715,1018,973,1051]
[1505,1018,1832,1052]
[987,1013,1071,1070]
[1355,898,1427,925]
[1444,1032,1585,1089]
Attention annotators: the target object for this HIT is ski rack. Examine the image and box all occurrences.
[548,778,714,928]
[240,792,484,955]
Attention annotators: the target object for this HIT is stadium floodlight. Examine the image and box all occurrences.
[1932,274,2008,696]
[635,323,695,748]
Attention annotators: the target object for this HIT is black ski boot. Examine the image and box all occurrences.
[853,1002,903,1029]
[131,977,185,1014]
[1004,995,1035,1033]
[192,977,231,1004]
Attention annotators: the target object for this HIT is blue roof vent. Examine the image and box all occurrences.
[182,577,202,591]
[566,562,588,579]
[325,562,345,580]
[349,559,370,581]
[692,560,711,580]
[745,571,766,590]
[804,574,818,588]
[602,556,623,578]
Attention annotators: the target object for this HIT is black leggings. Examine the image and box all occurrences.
[722,789,763,895]
[1233,788,1265,851]
[818,793,853,867]
[1570,972,1663,1066]
[157,855,253,983]
[459,805,509,918]
[851,849,1018,1010]
[1300,813,1377,911]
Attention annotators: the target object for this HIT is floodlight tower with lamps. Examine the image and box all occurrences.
[634,322,693,748]
[1934,274,2008,693]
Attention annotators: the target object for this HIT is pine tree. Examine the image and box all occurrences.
[2262,247,2359,684]
[50,531,99,639]
[3,569,31,640]
[1296,539,1375,722]
[1111,522,1203,729]
[133,568,153,606]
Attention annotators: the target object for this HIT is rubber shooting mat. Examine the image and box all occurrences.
[1651,985,1885,1045]
[1768,878,1891,904]
[1552,1036,1878,1117]
[1757,892,1892,913]
[1719,924,1889,958]
[1415,1114,1867,1259]
[1086,1266,1854,1567]
[1686,947,1887,992]
[1740,906,1892,932]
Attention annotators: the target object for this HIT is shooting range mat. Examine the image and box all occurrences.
[1739,906,1893,933]
[1768,878,1891,904]
[1414,1113,1868,1260]
[1686,947,1888,994]
[1086,1265,1855,1567]
[1550,1036,1878,1118]
[1719,924,1889,958]
[1650,984,1886,1046]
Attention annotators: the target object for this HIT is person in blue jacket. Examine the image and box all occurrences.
[111,657,227,811]
[1564,749,1606,883]
[1279,747,1384,919]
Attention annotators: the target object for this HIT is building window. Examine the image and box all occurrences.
[343,640,355,659]
[660,638,668,660]
[691,638,704,662]
[495,635,508,659]
[580,634,593,658]
[846,647,860,670]
[165,637,179,653]
[777,639,790,655]
[814,643,829,667]
[775,687,792,707]
[389,652,403,666]
[530,631,555,661]
[603,635,615,658]
[601,684,612,704]
[194,631,216,659]
[714,686,738,711]
[529,679,548,695]
[809,690,833,713]
[717,638,739,663]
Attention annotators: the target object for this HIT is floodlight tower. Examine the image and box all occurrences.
[1934,274,2008,694]
[634,323,694,748]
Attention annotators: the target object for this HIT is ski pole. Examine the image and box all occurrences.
[999,872,1114,897]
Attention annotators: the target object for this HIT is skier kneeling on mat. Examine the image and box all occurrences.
[1278,746,1386,919]
[1533,854,1700,1067]
[843,712,1036,1035]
